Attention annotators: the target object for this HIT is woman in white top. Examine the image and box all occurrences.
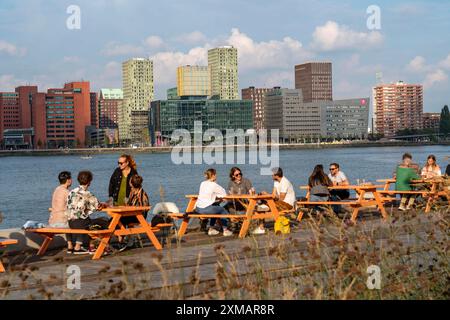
[195,168,233,237]
[421,155,442,179]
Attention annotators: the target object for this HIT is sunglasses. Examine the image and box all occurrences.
[330,167,337,170]
[234,173,242,177]
[118,161,126,165]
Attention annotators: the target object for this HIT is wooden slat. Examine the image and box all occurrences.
[0,239,18,246]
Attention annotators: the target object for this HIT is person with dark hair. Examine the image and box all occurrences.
[394,153,420,211]
[421,155,442,178]
[67,171,108,254]
[195,168,232,237]
[308,165,333,202]
[328,163,350,200]
[108,154,138,206]
[49,171,73,253]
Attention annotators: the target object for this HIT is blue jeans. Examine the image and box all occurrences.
[195,205,228,228]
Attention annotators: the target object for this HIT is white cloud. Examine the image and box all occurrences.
[226,28,313,71]
[0,40,26,56]
[423,69,448,89]
[439,54,450,70]
[176,31,208,45]
[144,36,164,49]
[0,74,24,91]
[101,41,144,56]
[407,56,432,73]
[311,21,383,51]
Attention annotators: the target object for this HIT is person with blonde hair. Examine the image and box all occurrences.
[108,154,138,206]
[195,168,232,237]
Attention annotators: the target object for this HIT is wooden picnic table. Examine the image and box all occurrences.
[0,239,18,272]
[298,184,388,223]
[377,177,450,212]
[171,194,285,238]
[33,206,164,260]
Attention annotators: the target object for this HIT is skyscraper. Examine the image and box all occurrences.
[119,58,154,143]
[177,65,211,97]
[99,88,123,129]
[295,62,332,102]
[90,92,99,128]
[208,46,239,100]
[373,81,423,137]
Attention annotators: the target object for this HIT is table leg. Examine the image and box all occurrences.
[136,213,162,250]
[350,206,360,223]
[0,260,5,273]
[297,210,304,222]
[373,190,388,220]
[238,200,256,238]
[425,183,438,213]
[37,235,53,256]
[92,214,120,260]
[266,199,280,220]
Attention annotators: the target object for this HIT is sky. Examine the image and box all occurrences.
[0,0,449,112]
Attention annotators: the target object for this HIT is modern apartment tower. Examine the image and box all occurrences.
[295,62,332,102]
[119,58,154,144]
[241,87,274,131]
[177,65,211,97]
[208,46,239,100]
[372,81,423,137]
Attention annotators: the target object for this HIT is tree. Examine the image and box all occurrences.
[37,139,43,149]
[439,105,450,135]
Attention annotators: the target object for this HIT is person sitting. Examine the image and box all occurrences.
[195,168,233,237]
[308,164,333,205]
[49,171,74,253]
[394,153,420,211]
[67,171,108,254]
[421,154,442,179]
[224,167,256,233]
[328,163,350,200]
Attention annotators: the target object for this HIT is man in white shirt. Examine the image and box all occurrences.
[328,163,350,200]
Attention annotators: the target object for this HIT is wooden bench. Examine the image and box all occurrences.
[297,184,388,223]
[0,239,18,273]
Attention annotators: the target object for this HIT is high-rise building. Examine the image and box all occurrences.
[177,65,211,97]
[295,62,332,102]
[120,58,154,143]
[99,88,123,129]
[90,92,99,128]
[208,46,239,100]
[422,113,440,130]
[241,87,274,131]
[373,81,423,137]
[45,82,91,148]
[0,92,20,144]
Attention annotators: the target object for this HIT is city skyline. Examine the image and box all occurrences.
[0,0,449,112]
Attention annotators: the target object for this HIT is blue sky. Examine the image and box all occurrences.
[0,0,449,112]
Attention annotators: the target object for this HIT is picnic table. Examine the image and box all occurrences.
[170,194,286,238]
[377,177,450,212]
[32,206,169,260]
[0,239,18,272]
[297,184,388,223]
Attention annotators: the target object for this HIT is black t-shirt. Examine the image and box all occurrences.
[446,164,450,176]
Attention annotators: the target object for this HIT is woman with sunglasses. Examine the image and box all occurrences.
[108,154,138,206]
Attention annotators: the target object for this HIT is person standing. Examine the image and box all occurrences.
[49,171,73,253]
[195,168,233,237]
[108,154,138,206]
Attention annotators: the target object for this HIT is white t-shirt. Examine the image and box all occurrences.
[274,176,296,207]
[195,180,227,209]
[328,171,348,185]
